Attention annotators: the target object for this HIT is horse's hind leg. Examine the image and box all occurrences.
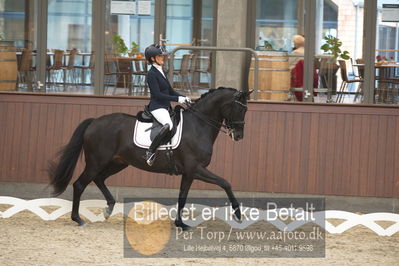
[94,162,127,219]
[71,167,96,226]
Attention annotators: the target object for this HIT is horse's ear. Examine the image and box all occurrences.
[240,90,253,100]
[242,90,253,95]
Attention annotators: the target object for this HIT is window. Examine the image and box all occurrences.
[255,0,297,52]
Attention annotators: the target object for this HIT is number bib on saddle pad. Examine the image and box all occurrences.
[133,109,184,150]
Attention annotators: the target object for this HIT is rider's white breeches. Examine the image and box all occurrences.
[150,108,173,131]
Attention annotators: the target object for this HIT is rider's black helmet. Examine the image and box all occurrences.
[144,44,168,64]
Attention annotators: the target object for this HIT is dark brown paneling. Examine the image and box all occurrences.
[1,92,399,198]
[307,113,319,194]
[394,117,399,198]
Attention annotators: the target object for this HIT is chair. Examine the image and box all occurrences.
[336,60,363,103]
[355,58,365,79]
[194,53,212,89]
[352,58,365,102]
[104,54,130,95]
[17,49,37,91]
[117,58,134,94]
[47,49,65,90]
[188,53,197,88]
[172,53,192,91]
[74,51,95,86]
[132,55,148,95]
[350,58,360,78]
[62,48,79,87]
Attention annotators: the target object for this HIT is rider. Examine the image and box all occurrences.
[144,44,191,166]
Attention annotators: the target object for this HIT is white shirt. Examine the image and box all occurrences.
[153,64,166,78]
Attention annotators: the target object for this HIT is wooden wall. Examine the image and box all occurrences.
[1,92,398,198]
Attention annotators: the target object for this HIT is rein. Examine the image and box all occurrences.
[187,107,229,134]
[186,99,247,135]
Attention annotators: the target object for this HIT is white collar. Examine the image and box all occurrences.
[153,64,165,78]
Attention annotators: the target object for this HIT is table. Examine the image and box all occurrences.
[376,63,399,103]
[106,56,147,95]
[353,63,399,103]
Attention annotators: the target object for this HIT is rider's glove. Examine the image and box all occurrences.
[178,96,192,104]
[184,97,192,104]
[178,96,186,103]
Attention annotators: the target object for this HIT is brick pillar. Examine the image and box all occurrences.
[332,0,364,59]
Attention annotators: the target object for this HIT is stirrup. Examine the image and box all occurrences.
[145,151,156,166]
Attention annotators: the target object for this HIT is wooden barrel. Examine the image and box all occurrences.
[248,51,290,101]
[0,46,17,91]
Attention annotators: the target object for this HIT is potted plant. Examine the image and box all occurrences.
[319,35,350,94]
[112,34,128,56]
[263,40,275,51]
[320,35,350,60]
[128,41,141,57]
[376,55,392,65]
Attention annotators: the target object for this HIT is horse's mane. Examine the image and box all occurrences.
[194,87,237,104]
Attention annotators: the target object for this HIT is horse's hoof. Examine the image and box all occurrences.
[103,207,111,219]
[180,224,193,231]
[79,221,87,227]
[72,216,87,226]
[175,220,193,231]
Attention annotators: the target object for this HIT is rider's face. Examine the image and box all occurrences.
[154,55,164,65]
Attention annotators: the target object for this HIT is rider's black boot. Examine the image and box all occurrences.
[145,124,170,166]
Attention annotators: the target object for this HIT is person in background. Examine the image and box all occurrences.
[289,35,318,101]
[289,35,305,69]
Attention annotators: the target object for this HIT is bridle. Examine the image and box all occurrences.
[224,99,247,129]
[187,94,248,135]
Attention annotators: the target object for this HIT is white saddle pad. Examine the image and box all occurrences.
[133,110,183,150]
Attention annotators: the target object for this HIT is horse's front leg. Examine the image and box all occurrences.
[175,174,194,231]
[194,166,241,220]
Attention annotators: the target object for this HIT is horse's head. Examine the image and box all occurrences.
[219,88,253,141]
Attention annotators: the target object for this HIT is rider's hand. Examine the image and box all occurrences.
[185,97,192,104]
[178,96,186,104]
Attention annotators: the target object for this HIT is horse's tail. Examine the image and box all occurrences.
[48,118,95,196]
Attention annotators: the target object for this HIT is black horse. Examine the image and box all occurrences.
[49,87,252,230]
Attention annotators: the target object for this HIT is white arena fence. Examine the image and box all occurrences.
[0,196,398,236]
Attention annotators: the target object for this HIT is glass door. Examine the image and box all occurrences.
[375,1,399,104]
[254,0,298,101]
[46,0,93,93]
[103,0,155,96]
[192,0,215,89]
[164,0,215,47]
[193,0,215,47]
[165,0,193,53]
[313,0,364,104]
[164,0,215,91]
[0,0,39,92]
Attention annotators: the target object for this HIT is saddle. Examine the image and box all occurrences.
[136,105,183,144]
[134,106,184,175]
